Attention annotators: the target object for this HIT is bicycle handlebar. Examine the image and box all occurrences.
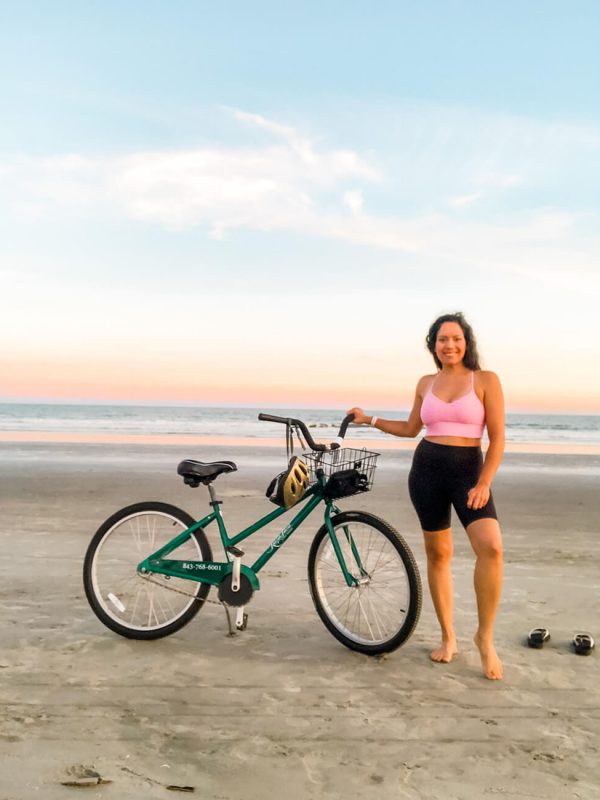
[258,412,355,451]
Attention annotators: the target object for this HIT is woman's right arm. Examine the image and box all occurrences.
[347,377,428,439]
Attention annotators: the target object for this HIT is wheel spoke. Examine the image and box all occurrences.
[365,593,386,640]
[356,593,377,640]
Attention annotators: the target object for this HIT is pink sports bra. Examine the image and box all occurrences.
[420,371,485,439]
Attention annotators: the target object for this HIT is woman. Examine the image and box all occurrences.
[348,312,504,680]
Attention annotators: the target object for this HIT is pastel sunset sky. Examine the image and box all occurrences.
[1,2,599,413]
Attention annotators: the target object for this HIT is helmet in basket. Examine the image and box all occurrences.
[266,456,310,509]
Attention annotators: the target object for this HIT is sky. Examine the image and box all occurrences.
[1,1,599,413]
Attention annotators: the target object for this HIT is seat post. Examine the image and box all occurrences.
[207,482,220,506]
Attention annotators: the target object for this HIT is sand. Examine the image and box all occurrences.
[1,441,599,799]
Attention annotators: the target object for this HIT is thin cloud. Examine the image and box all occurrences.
[4,111,380,232]
[1,108,599,282]
[229,108,379,180]
[343,190,364,216]
[448,192,483,208]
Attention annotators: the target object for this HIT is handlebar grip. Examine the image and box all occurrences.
[330,413,356,449]
[338,413,355,440]
[258,413,290,424]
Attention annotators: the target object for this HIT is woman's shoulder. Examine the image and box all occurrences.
[416,373,437,395]
[474,370,501,384]
[474,370,503,396]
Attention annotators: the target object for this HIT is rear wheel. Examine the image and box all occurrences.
[83,502,212,639]
[308,511,422,655]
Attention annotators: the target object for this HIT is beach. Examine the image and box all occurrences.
[1,441,599,799]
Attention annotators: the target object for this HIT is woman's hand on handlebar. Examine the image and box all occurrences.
[346,407,369,426]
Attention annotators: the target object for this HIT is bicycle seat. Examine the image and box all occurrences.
[177,459,238,487]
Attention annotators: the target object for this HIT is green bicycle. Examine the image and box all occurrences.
[83,414,422,655]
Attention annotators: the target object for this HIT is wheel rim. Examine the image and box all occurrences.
[314,521,412,646]
[90,511,203,632]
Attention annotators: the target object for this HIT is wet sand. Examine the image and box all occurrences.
[1,442,599,799]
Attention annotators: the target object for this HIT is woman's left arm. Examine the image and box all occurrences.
[467,371,505,510]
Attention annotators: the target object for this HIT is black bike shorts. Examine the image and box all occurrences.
[408,439,498,532]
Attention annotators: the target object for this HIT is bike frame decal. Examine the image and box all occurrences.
[251,492,323,573]
[142,559,260,590]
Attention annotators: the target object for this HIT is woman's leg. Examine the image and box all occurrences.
[465,518,503,680]
[423,528,457,663]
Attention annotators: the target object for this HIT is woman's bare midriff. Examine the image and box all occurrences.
[424,436,482,447]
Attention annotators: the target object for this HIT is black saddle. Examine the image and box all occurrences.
[177,459,237,487]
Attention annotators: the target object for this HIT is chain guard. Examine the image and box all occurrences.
[217,573,254,607]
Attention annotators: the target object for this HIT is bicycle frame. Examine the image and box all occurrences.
[137,481,363,589]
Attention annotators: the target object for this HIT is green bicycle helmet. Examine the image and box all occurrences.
[266,456,310,509]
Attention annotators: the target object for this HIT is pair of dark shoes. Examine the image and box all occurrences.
[527,628,595,655]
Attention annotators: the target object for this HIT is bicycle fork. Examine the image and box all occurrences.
[324,505,369,587]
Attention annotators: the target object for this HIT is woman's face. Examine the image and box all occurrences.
[435,321,467,366]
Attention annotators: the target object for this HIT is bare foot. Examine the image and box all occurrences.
[474,633,503,680]
[430,637,458,663]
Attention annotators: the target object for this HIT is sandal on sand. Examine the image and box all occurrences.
[572,633,595,656]
[527,628,550,649]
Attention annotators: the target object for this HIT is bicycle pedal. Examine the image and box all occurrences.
[235,608,248,631]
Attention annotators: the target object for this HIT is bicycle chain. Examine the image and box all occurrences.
[138,572,221,604]
[137,572,236,634]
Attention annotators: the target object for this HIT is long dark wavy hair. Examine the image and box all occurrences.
[425,312,481,371]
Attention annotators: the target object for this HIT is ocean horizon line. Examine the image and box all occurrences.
[1,402,599,453]
[0,399,599,418]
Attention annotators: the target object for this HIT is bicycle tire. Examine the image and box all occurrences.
[83,502,212,640]
[308,510,422,655]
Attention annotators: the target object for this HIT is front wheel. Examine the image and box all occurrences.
[308,511,422,655]
[83,502,212,640]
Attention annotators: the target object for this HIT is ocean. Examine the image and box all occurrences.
[1,403,599,447]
